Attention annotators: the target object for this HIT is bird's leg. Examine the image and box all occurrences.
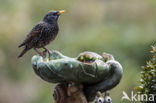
[34,48,45,58]
[42,47,52,57]
[42,48,47,56]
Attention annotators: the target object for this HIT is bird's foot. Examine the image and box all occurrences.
[42,50,51,57]
[42,47,52,58]
[43,50,47,57]
[34,48,46,58]
[47,50,52,57]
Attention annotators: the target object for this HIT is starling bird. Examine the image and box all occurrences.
[18,10,65,58]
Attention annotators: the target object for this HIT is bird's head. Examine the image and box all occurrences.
[43,10,65,23]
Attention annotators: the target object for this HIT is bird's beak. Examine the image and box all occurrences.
[57,10,66,15]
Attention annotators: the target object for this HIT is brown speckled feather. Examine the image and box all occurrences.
[18,10,64,58]
[18,22,45,47]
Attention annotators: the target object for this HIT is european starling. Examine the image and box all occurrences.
[18,10,65,58]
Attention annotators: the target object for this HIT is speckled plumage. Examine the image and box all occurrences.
[18,10,65,58]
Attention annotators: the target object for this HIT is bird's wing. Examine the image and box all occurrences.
[18,22,46,47]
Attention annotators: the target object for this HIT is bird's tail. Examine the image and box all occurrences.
[18,47,29,58]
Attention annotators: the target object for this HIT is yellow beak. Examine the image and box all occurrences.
[57,10,66,15]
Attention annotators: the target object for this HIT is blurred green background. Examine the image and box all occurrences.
[0,0,156,103]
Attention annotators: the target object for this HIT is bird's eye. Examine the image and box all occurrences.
[97,97,104,103]
[105,96,112,103]
[53,12,58,16]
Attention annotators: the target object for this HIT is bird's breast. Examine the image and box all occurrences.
[42,24,59,45]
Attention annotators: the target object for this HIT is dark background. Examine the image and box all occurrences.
[0,0,156,103]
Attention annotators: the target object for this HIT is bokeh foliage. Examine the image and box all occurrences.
[0,0,156,103]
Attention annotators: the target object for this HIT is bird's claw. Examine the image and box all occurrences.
[42,49,52,58]
[48,50,52,57]
[43,50,47,56]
